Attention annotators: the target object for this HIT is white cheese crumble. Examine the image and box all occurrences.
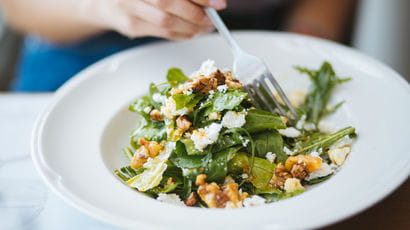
[266,152,276,163]
[241,173,249,179]
[310,151,320,158]
[242,139,249,147]
[278,127,301,138]
[143,106,152,114]
[243,195,266,207]
[190,123,222,151]
[156,193,185,206]
[198,59,218,77]
[217,84,228,93]
[208,111,221,120]
[161,97,190,119]
[306,163,333,181]
[295,114,306,130]
[284,178,304,193]
[284,147,294,155]
[221,111,247,129]
[152,93,167,104]
[328,146,351,166]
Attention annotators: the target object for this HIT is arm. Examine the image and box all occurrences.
[0,0,226,44]
[285,0,357,42]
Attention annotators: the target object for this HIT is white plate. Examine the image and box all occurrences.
[32,32,410,229]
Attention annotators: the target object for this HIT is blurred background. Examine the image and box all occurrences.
[0,0,408,90]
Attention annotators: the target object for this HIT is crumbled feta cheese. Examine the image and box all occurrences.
[328,146,351,166]
[243,195,266,207]
[242,139,249,147]
[284,147,294,155]
[217,84,228,93]
[161,97,190,119]
[221,111,247,128]
[278,127,301,138]
[310,151,320,158]
[208,90,215,95]
[284,178,304,193]
[152,93,167,104]
[318,121,336,134]
[295,115,306,130]
[306,163,333,181]
[208,111,221,120]
[143,106,152,114]
[266,152,276,163]
[190,123,222,151]
[156,193,185,206]
[198,59,218,77]
[241,173,249,179]
[303,122,316,131]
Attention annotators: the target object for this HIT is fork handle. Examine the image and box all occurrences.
[204,8,243,56]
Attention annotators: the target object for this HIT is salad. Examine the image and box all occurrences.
[115,60,356,208]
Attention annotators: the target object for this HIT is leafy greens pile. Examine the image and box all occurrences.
[115,61,356,208]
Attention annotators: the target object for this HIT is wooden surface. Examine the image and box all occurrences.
[325,178,410,229]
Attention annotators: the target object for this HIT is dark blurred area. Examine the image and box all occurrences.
[0,0,409,91]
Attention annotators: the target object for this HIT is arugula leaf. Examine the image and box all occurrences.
[169,141,212,168]
[243,109,286,133]
[212,89,247,111]
[296,62,351,124]
[304,174,333,185]
[148,83,162,110]
[294,126,355,154]
[205,147,242,183]
[180,138,203,155]
[167,68,189,86]
[172,94,203,110]
[251,130,287,163]
[129,96,152,121]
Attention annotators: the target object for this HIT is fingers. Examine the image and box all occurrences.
[117,0,213,35]
[144,0,213,26]
[190,0,227,10]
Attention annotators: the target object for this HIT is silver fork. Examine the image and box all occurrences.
[205,8,299,120]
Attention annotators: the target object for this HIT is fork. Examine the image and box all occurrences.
[205,8,299,120]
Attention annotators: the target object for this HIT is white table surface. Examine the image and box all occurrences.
[0,94,119,230]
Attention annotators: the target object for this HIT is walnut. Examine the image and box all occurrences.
[192,76,218,94]
[195,174,247,208]
[210,69,226,85]
[290,162,309,180]
[184,192,198,206]
[150,109,163,121]
[136,138,163,158]
[176,115,192,132]
[224,71,243,89]
[130,146,148,169]
[270,164,292,189]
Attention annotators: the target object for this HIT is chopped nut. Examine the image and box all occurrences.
[224,71,242,89]
[196,174,246,208]
[130,146,148,169]
[192,76,218,94]
[270,164,292,189]
[149,109,163,121]
[210,69,226,85]
[184,192,198,206]
[136,138,163,158]
[176,115,192,132]
[290,162,309,180]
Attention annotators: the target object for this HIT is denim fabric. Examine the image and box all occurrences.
[12,32,159,91]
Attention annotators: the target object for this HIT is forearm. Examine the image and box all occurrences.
[286,0,357,42]
[0,0,108,43]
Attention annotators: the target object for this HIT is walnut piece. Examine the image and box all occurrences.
[290,162,309,180]
[149,109,163,121]
[184,192,198,206]
[270,164,292,189]
[130,138,164,169]
[195,174,248,208]
[176,115,192,132]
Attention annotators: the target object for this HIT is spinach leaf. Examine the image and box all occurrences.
[205,147,242,183]
[304,174,333,185]
[128,96,152,121]
[206,131,243,154]
[180,138,203,155]
[251,130,287,163]
[131,119,167,142]
[148,83,162,110]
[169,141,211,168]
[212,89,247,111]
[296,62,351,124]
[172,94,203,110]
[166,68,189,86]
[243,109,286,133]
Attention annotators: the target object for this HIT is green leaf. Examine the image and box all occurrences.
[251,130,287,163]
[148,83,162,110]
[131,119,167,142]
[169,141,212,168]
[212,89,247,111]
[205,147,242,183]
[304,174,333,185]
[243,109,286,133]
[172,94,203,110]
[166,68,188,86]
[128,96,152,121]
[296,62,351,124]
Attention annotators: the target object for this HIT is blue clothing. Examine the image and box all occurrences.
[12,33,159,91]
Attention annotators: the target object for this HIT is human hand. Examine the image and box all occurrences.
[92,0,227,40]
